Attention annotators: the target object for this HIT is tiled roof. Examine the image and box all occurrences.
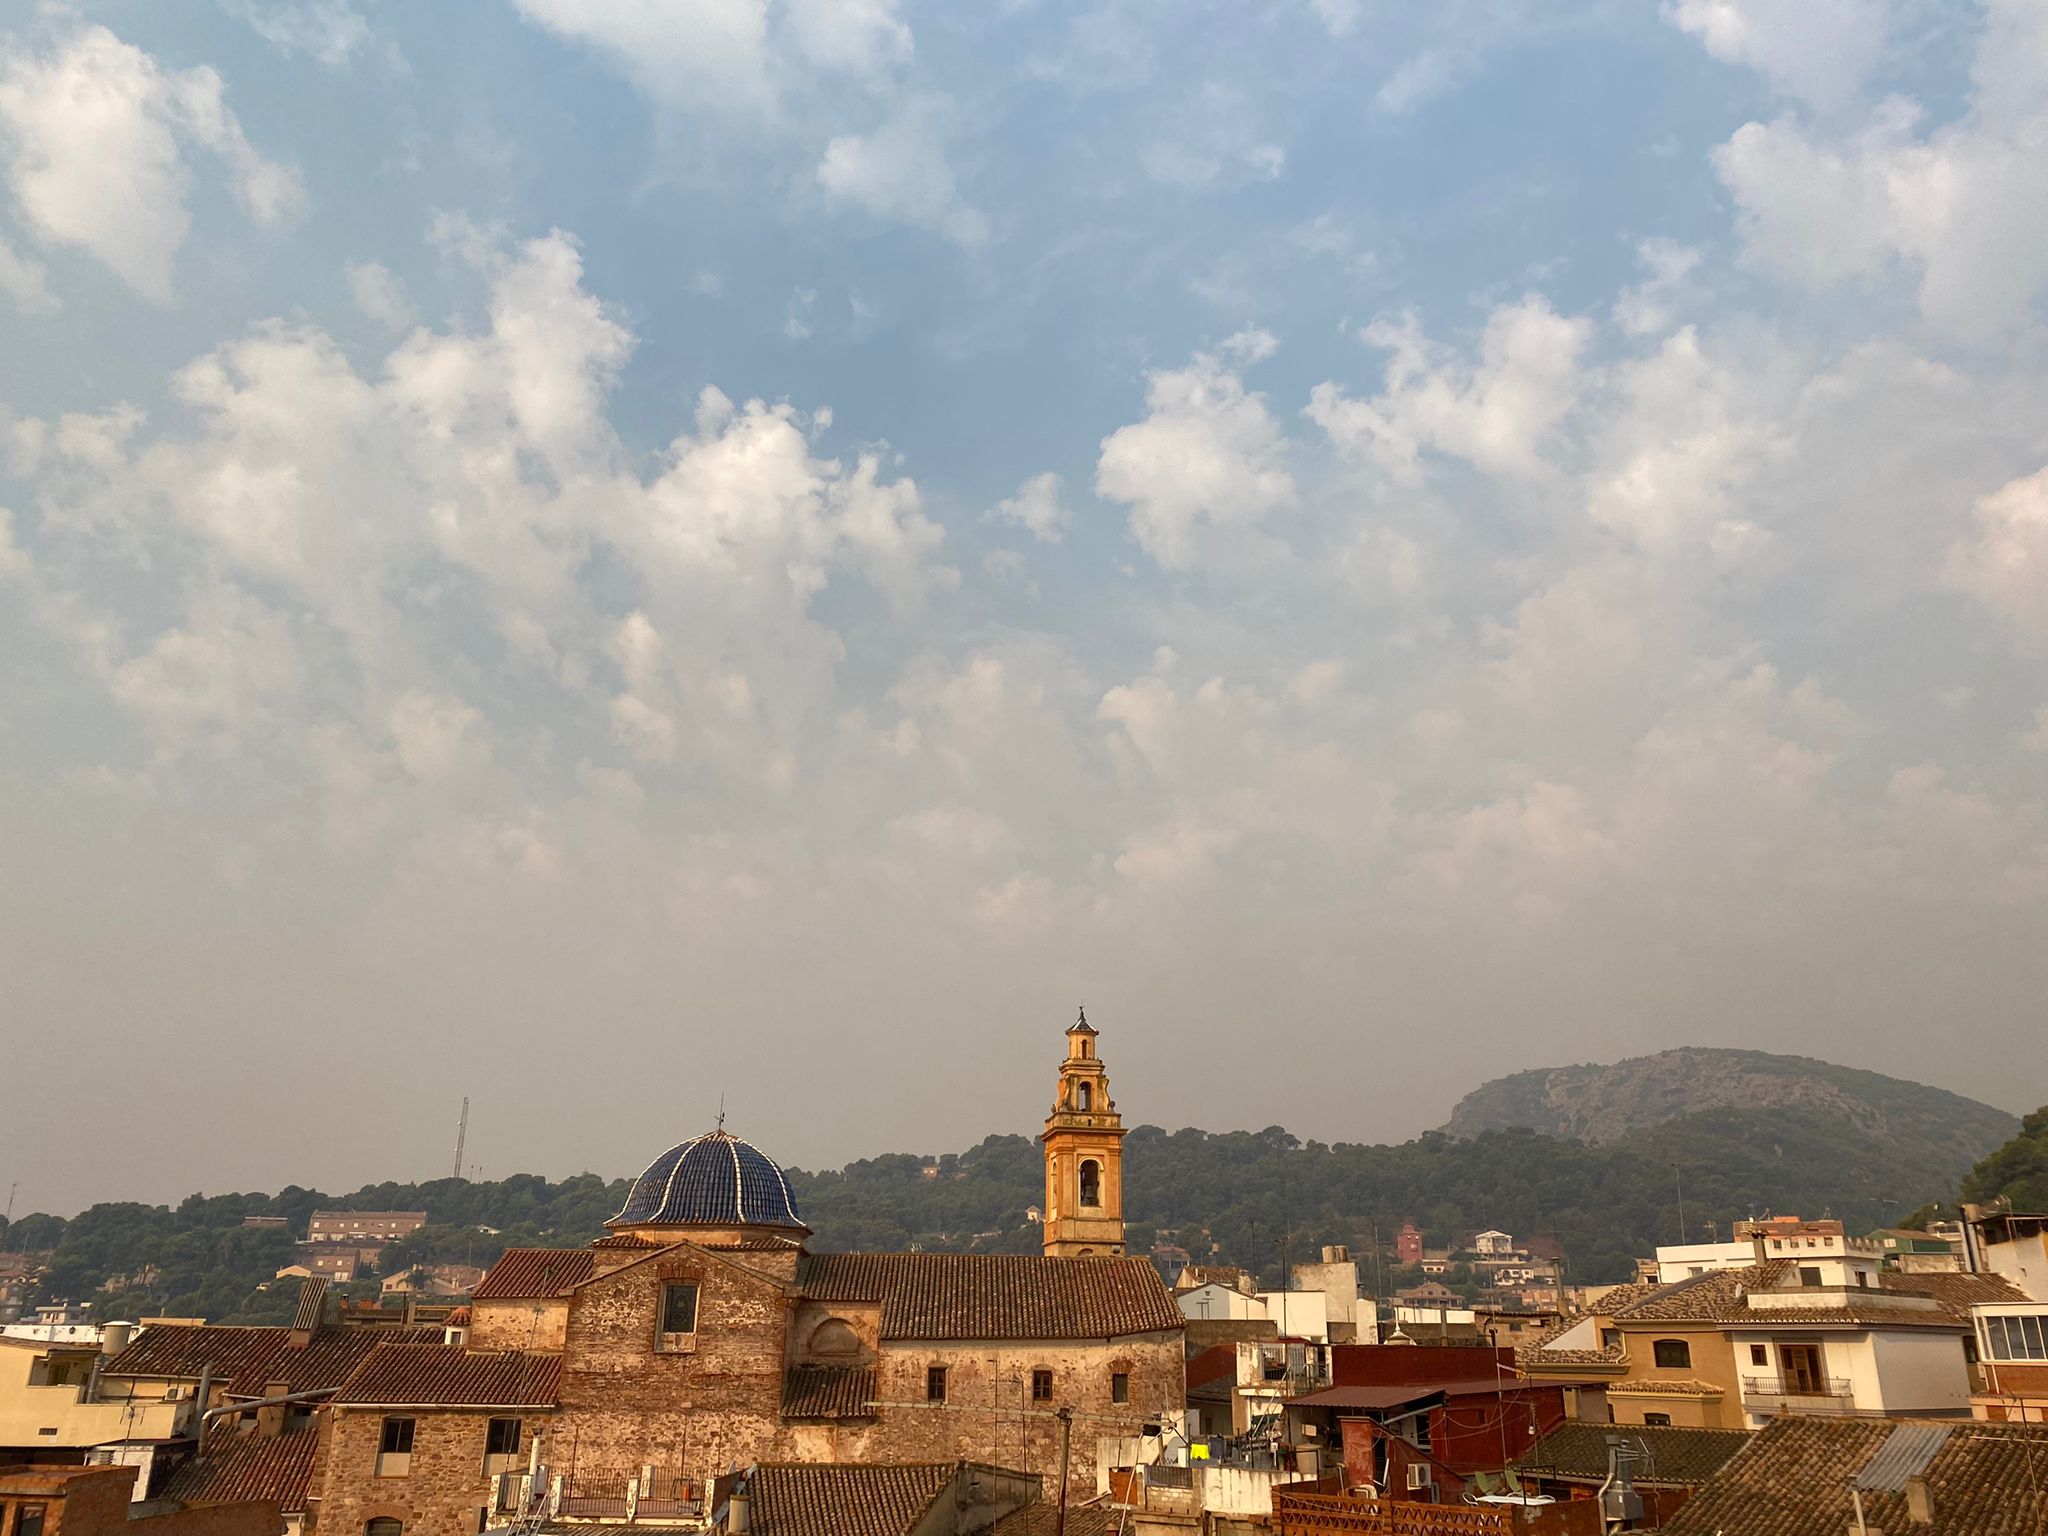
[472,1248,596,1299]
[1515,1423,1748,1487]
[740,1463,951,1536]
[290,1278,329,1334]
[609,1131,804,1232]
[589,1234,668,1250]
[1610,1265,1994,1330]
[1879,1270,2030,1319]
[796,1253,1184,1341]
[780,1365,877,1419]
[162,1427,320,1511]
[1604,1377,1725,1397]
[1663,1416,2048,1536]
[102,1325,442,1394]
[332,1344,561,1407]
[989,1500,1119,1535]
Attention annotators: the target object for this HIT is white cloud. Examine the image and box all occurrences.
[511,0,913,116]
[1374,49,1474,116]
[106,586,303,754]
[511,0,777,114]
[387,689,493,785]
[1308,0,1360,35]
[1612,237,1701,336]
[1096,351,1294,568]
[993,471,1071,543]
[1307,295,1590,481]
[0,233,56,314]
[347,262,412,330]
[785,0,911,74]
[220,1,375,67]
[0,24,302,301]
[1945,464,2048,637]
[1220,327,1280,365]
[1708,0,2048,336]
[1663,0,1893,113]
[816,101,988,247]
[1140,83,1285,188]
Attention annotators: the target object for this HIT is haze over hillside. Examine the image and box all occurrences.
[1439,1047,2018,1166]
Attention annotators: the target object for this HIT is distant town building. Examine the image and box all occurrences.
[305,1213,429,1245]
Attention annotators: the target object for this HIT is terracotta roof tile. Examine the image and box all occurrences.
[1664,1416,2048,1536]
[103,1325,441,1394]
[162,1427,320,1511]
[472,1249,596,1300]
[779,1365,877,1419]
[990,1499,1118,1535]
[1610,1265,1998,1330]
[742,1463,952,1536]
[332,1344,561,1407]
[1516,1423,1748,1487]
[796,1253,1183,1341]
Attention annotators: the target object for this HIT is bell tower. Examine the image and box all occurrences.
[1041,1007,1127,1258]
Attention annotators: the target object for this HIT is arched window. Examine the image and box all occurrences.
[810,1319,860,1357]
[1079,1160,1101,1208]
[1077,1083,1092,1112]
[368,1520,403,1536]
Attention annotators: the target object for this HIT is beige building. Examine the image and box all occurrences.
[0,1328,191,1475]
[1523,1262,2026,1429]
[305,1016,1185,1536]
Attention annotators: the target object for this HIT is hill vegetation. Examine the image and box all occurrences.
[0,1051,2020,1321]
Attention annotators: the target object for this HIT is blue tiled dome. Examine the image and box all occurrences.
[608,1130,805,1232]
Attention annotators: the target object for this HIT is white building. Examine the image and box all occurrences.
[1655,1219,1883,1285]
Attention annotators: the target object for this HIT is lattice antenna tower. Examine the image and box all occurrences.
[454,1097,470,1181]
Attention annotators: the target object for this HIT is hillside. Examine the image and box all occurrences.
[1438,1047,2017,1166]
[1962,1105,2048,1212]
[1,1051,2019,1314]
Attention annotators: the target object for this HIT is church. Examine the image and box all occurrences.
[305,1014,1185,1536]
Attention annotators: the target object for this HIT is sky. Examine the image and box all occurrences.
[3,0,2048,1218]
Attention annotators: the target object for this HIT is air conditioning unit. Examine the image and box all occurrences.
[1406,1464,1433,1491]
[162,1387,187,1402]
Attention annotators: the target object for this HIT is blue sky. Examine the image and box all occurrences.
[4,0,2047,1214]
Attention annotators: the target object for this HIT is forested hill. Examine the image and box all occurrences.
[2,1093,2019,1324]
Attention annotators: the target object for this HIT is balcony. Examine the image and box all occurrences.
[1740,1374,1853,1413]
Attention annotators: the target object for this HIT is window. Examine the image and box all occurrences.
[1080,1160,1101,1209]
[1750,1345,1768,1366]
[1032,1369,1053,1402]
[927,1366,948,1403]
[366,1521,403,1536]
[1799,1266,1823,1287]
[18,1507,47,1536]
[1652,1339,1691,1370]
[660,1282,700,1337]
[376,1417,416,1478]
[1642,1413,1672,1427]
[485,1418,522,1459]
[1600,1329,1621,1351]
[1077,1083,1092,1111]
[1985,1314,2048,1361]
[1111,1371,1130,1405]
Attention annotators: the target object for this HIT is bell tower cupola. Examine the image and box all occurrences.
[1041,1006,1127,1258]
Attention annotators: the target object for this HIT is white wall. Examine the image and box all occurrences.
[1868,1329,1973,1415]
[1984,1234,2048,1302]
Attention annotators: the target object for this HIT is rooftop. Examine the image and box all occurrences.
[160,1426,321,1512]
[1664,1416,2048,1536]
[1515,1423,1748,1487]
[331,1344,562,1408]
[795,1252,1184,1341]
[102,1324,443,1394]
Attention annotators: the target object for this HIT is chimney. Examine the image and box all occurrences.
[727,1486,751,1534]
[1905,1474,1934,1525]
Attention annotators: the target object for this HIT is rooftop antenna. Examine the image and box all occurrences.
[718,1094,727,1134]
[3,1182,14,1228]
[452,1096,470,1182]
